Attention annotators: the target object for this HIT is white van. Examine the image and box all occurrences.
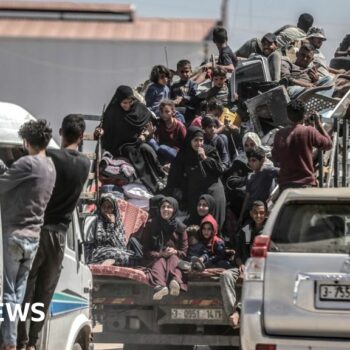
[0,102,93,350]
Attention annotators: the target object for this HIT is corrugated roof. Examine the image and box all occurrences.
[0,1,216,42]
[0,17,215,42]
[0,1,134,14]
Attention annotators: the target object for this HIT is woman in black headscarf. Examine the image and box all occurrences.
[184,193,218,227]
[166,126,226,230]
[98,85,165,193]
[142,197,188,300]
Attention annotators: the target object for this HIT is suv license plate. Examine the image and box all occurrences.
[319,284,350,301]
[171,308,223,320]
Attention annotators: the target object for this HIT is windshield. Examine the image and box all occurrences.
[271,202,350,254]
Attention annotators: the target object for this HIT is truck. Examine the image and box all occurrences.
[85,204,240,350]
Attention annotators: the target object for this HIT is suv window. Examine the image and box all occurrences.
[271,202,350,254]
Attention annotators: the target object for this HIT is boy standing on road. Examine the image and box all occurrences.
[0,120,56,350]
[17,114,90,350]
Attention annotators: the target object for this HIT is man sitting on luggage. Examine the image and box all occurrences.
[281,43,334,98]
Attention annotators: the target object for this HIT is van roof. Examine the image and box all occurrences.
[0,101,58,148]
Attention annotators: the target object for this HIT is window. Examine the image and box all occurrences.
[271,202,350,254]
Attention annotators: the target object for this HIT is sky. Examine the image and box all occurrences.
[25,0,350,61]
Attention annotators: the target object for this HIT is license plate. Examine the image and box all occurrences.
[319,284,350,301]
[171,308,223,320]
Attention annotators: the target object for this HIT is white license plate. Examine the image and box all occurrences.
[171,308,223,320]
[319,284,350,301]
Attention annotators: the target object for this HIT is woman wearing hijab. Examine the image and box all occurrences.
[184,194,217,227]
[142,197,188,300]
[85,194,137,266]
[166,126,226,230]
[97,85,165,193]
[241,132,272,164]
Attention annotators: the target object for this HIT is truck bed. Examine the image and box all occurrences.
[90,264,241,347]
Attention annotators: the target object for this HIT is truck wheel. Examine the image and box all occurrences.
[72,343,83,350]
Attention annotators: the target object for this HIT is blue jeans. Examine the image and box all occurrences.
[288,75,335,99]
[148,139,177,164]
[1,233,39,346]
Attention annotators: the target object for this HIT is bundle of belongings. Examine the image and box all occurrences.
[99,151,136,185]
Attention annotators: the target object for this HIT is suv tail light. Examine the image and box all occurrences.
[245,236,271,281]
[256,344,276,350]
[251,235,271,257]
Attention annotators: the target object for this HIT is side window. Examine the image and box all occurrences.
[66,221,75,251]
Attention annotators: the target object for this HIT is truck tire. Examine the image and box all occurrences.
[72,343,83,350]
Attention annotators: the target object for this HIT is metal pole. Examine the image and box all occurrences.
[318,150,323,188]
[342,117,348,187]
[334,118,339,187]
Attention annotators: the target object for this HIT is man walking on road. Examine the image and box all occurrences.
[17,114,90,350]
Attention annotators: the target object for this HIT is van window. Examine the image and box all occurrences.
[66,222,75,251]
[271,202,350,254]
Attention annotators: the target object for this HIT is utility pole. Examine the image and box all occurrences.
[221,0,229,29]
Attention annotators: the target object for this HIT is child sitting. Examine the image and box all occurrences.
[207,99,241,129]
[195,69,231,107]
[171,59,198,119]
[245,147,279,212]
[145,65,171,115]
[220,201,267,328]
[202,116,230,169]
[196,214,231,269]
[148,100,187,164]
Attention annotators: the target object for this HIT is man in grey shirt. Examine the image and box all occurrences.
[0,119,56,350]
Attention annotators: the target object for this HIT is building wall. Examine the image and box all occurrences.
[0,38,212,140]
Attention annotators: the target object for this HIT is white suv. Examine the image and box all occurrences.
[240,188,350,350]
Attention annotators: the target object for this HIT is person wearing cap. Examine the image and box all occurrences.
[261,32,282,81]
[306,26,333,77]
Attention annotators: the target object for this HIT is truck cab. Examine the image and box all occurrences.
[0,102,93,350]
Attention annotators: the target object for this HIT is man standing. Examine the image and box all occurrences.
[0,120,56,350]
[17,114,90,350]
[272,100,332,192]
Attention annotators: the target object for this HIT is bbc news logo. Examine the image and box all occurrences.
[0,303,45,322]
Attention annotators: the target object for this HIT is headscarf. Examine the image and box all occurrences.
[151,196,186,251]
[242,132,262,150]
[199,214,222,253]
[184,126,205,150]
[198,194,216,217]
[95,194,127,249]
[102,85,153,155]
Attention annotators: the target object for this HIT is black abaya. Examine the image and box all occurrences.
[101,85,165,193]
[166,127,227,230]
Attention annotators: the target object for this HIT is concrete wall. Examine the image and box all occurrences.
[0,38,213,140]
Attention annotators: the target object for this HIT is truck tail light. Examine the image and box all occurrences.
[256,344,276,350]
[251,235,271,258]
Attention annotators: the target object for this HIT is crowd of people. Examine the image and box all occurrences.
[0,12,349,350]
